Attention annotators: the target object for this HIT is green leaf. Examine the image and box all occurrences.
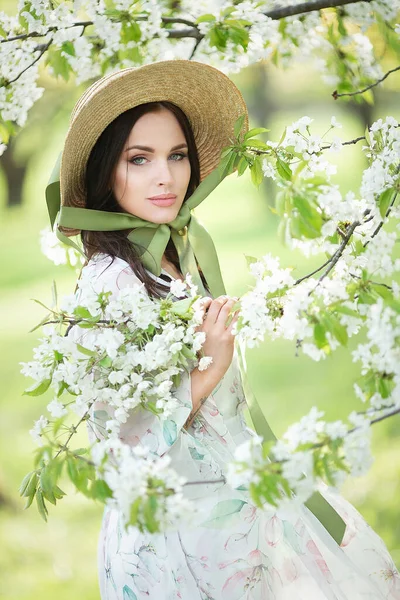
[77,321,97,329]
[51,280,58,309]
[278,126,287,146]
[53,485,66,500]
[0,121,10,144]
[314,322,328,349]
[196,13,216,23]
[244,127,270,140]
[250,155,263,187]
[24,490,36,510]
[378,188,395,219]
[334,304,359,317]
[209,26,228,50]
[90,478,113,502]
[129,497,141,526]
[170,297,193,316]
[244,254,258,267]
[46,46,72,81]
[373,285,393,303]
[31,298,53,312]
[99,356,113,368]
[19,471,37,497]
[234,114,246,139]
[73,448,90,456]
[121,20,141,43]
[40,466,55,500]
[275,191,286,217]
[322,455,336,487]
[293,196,323,232]
[33,445,53,469]
[61,41,75,57]
[66,456,79,486]
[218,149,235,177]
[23,379,51,397]
[36,489,48,522]
[74,306,93,319]
[76,343,97,357]
[276,158,292,181]
[237,155,249,176]
[337,15,347,36]
[321,313,348,346]
[143,495,158,533]
[244,138,268,149]
[358,290,375,305]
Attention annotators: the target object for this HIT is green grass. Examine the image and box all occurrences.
[1,77,400,598]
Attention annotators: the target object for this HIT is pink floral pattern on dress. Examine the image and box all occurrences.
[78,254,400,600]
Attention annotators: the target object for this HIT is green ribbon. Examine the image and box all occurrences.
[45,154,226,298]
[45,155,345,545]
[236,339,346,545]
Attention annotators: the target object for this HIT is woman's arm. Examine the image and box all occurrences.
[183,296,240,430]
[183,365,224,430]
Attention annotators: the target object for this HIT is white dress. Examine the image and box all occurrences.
[75,253,400,600]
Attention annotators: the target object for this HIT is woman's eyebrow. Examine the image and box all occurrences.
[125,143,188,153]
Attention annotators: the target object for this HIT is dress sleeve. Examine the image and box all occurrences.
[71,256,194,458]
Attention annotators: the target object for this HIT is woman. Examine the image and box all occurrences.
[49,60,400,599]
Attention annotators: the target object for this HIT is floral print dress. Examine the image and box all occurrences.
[77,253,400,600]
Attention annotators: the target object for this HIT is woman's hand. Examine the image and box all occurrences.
[185,296,240,430]
[195,295,240,378]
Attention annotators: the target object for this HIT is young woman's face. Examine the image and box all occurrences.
[112,107,191,223]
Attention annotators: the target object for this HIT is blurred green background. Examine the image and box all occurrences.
[1,54,400,598]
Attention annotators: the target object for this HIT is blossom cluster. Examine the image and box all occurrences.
[226,406,377,511]
[92,438,199,532]
[1,0,400,150]
[21,267,209,445]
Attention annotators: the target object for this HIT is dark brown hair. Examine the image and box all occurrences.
[81,101,203,298]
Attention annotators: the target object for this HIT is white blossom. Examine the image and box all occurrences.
[29,415,48,446]
[198,356,213,371]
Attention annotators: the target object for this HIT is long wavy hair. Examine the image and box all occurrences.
[80,101,203,298]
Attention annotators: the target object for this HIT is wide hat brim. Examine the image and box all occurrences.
[59,59,249,236]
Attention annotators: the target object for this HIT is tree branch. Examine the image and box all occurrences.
[333,65,400,100]
[6,39,52,85]
[265,0,372,20]
[0,0,374,46]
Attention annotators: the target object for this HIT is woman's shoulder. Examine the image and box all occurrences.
[80,253,170,295]
[79,252,143,296]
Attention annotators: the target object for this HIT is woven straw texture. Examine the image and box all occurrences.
[59,60,248,237]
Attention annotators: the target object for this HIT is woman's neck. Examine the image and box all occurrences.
[161,255,184,281]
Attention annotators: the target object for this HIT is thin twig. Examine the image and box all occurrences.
[363,188,399,247]
[6,38,51,85]
[294,219,360,287]
[333,65,400,99]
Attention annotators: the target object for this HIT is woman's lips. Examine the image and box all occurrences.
[148,197,176,207]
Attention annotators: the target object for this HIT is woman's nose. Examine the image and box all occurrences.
[156,160,174,186]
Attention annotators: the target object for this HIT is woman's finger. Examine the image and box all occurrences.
[205,296,230,324]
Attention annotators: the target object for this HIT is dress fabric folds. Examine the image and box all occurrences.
[75,253,400,600]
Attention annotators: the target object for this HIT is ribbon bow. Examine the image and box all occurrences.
[45,155,345,546]
[45,155,226,298]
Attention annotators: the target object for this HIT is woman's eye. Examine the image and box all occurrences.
[129,153,187,165]
[129,156,147,165]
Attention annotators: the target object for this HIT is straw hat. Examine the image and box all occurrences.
[59,59,249,235]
